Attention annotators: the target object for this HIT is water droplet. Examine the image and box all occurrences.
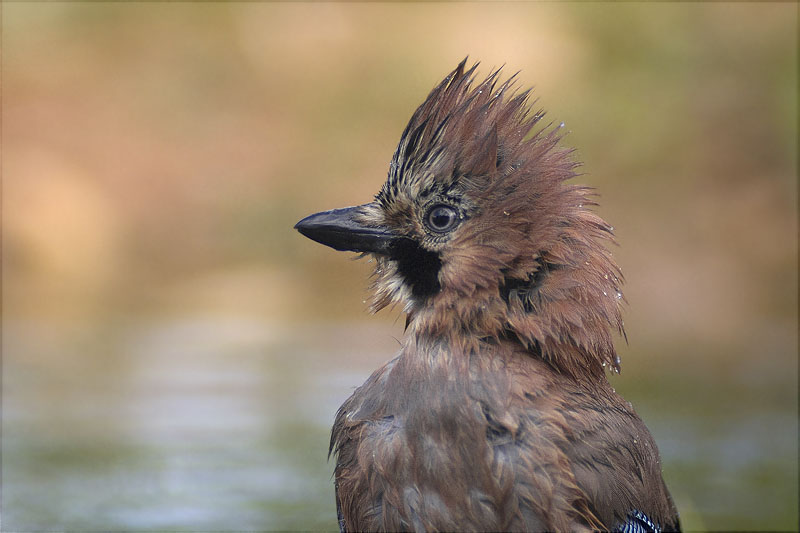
[602,291,608,296]
[616,291,623,300]
[604,274,609,279]
[559,121,565,128]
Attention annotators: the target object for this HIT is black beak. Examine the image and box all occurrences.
[294,204,397,255]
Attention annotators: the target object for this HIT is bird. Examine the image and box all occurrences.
[294,59,680,532]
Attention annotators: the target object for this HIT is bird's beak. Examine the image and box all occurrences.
[294,204,397,255]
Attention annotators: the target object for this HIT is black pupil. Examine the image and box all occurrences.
[429,206,456,230]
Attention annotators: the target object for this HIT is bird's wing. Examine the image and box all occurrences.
[556,384,682,532]
[613,509,666,533]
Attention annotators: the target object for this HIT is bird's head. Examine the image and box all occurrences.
[296,60,625,377]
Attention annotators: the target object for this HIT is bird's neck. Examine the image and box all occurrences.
[405,271,621,380]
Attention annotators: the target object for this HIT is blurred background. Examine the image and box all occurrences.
[2,3,797,531]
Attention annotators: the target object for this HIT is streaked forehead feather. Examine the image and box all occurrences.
[378,59,544,207]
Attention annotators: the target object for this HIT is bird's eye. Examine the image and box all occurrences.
[425,204,459,233]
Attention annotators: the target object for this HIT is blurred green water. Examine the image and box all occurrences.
[4,317,343,530]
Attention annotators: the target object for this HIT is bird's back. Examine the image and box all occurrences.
[330,336,679,532]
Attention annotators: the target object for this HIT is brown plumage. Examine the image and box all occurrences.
[295,60,680,532]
